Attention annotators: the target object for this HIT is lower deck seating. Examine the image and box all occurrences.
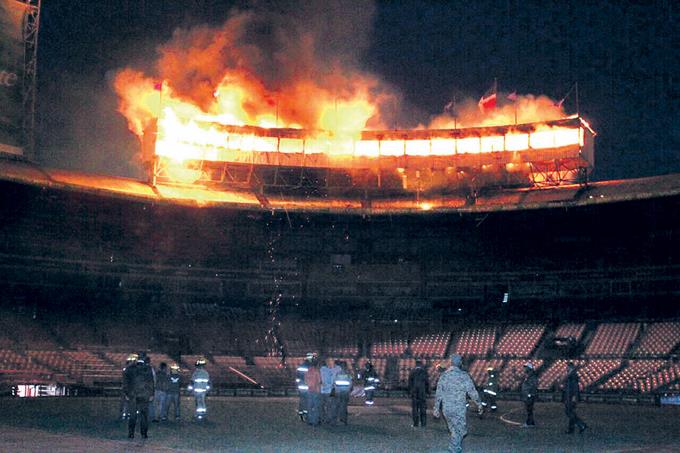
[634,363,680,393]
[1,317,680,395]
[538,359,586,391]
[498,359,544,391]
[600,360,666,391]
[468,359,504,387]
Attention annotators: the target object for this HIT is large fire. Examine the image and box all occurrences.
[114,68,583,162]
[113,7,592,191]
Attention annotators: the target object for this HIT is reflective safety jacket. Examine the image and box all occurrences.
[189,368,211,393]
[296,358,312,391]
[483,373,498,397]
[334,371,352,394]
[362,365,380,391]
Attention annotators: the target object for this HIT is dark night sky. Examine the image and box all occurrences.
[35,0,680,181]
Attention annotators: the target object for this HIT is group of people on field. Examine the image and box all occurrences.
[120,352,211,439]
[121,350,587,448]
[433,355,587,452]
[296,354,356,425]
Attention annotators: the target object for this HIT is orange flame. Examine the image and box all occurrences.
[113,10,584,179]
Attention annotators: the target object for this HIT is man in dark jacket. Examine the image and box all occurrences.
[152,362,170,422]
[119,353,137,420]
[163,363,182,421]
[521,361,538,427]
[408,360,430,427]
[563,361,587,434]
[123,352,155,439]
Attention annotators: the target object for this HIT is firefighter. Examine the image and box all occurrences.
[188,357,211,420]
[120,353,138,420]
[333,361,353,425]
[362,361,379,406]
[163,363,182,421]
[123,352,155,439]
[296,352,314,421]
[482,367,498,412]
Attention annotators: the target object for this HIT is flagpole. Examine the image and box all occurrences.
[575,81,579,116]
[158,80,164,120]
[453,95,457,130]
[150,80,164,186]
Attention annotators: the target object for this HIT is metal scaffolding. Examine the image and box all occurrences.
[21,0,41,159]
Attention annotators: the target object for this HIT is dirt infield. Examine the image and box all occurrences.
[0,397,679,452]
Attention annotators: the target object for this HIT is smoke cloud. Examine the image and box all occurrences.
[150,0,395,129]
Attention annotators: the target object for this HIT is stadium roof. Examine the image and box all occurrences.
[1,156,679,215]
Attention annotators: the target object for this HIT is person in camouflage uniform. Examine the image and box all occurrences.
[433,354,483,453]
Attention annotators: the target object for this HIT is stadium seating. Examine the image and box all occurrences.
[60,350,119,382]
[495,325,545,357]
[453,327,497,356]
[409,332,450,357]
[27,350,80,381]
[498,359,544,391]
[600,360,666,391]
[635,322,680,356]
[634,363,680,393]
[554,323,586,342]
[538,359,586,391]
[2,314,680,397]
[584,323,640,356]
[370,339,408,357]
[468,359,504,387]
[577,359,622,389]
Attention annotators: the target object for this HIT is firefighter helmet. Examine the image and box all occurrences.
[170,363,180,372]
[126,353,138,363]
[195,357,207,367]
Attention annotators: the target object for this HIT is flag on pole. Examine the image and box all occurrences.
[507,91,518,101]
[478,85,497,113]
[153,81,163,91]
